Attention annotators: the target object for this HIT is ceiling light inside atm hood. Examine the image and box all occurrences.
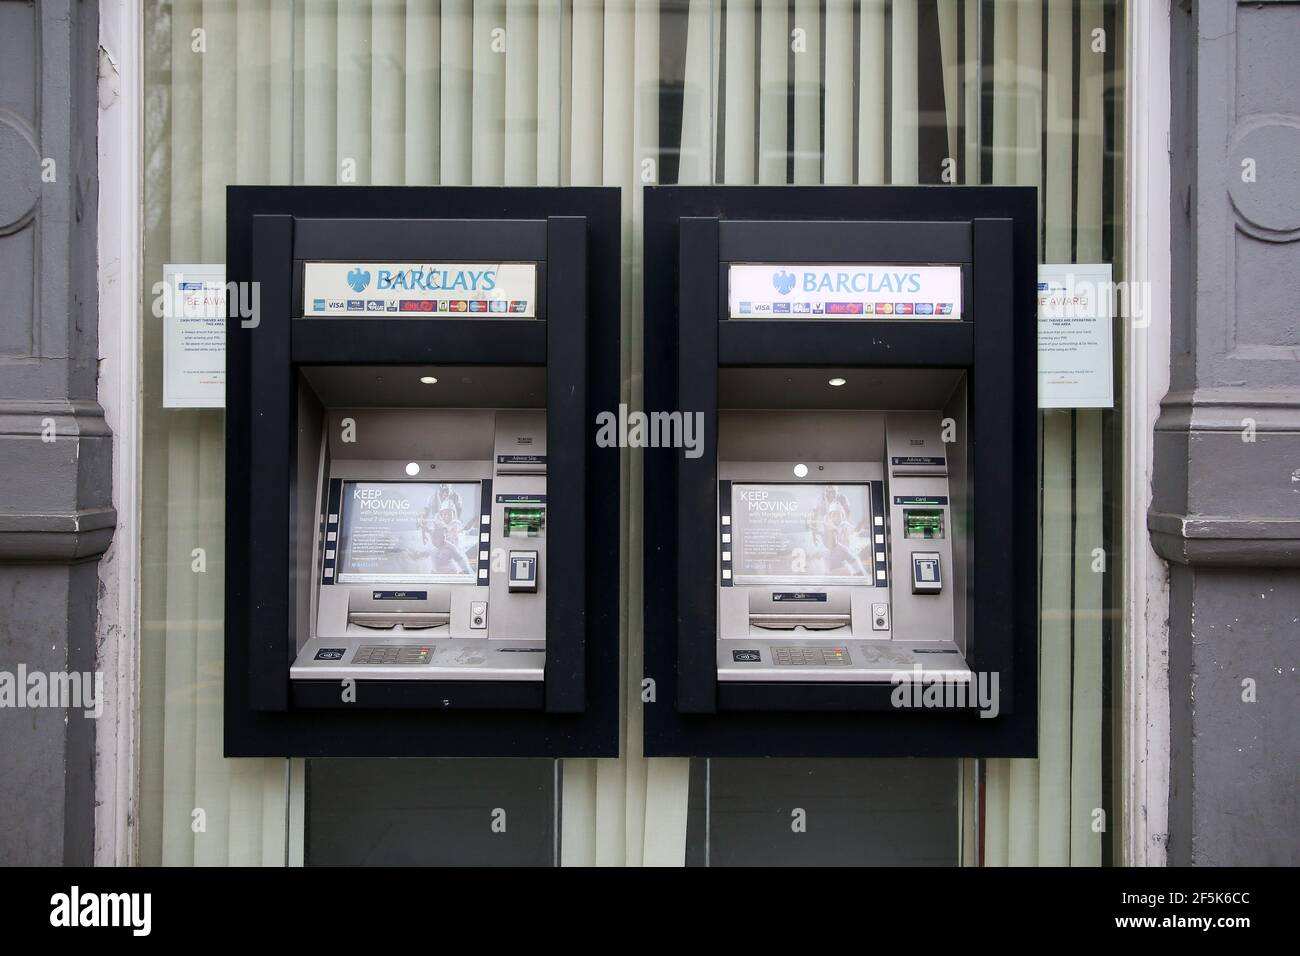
[828,377,847,387]
[419,376,438,384]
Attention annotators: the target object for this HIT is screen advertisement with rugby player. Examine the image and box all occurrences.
[730,483,874,585]
[336,480,481,584]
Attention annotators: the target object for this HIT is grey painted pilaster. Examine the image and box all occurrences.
[0,0,111,865]
[1153,0,1300,865]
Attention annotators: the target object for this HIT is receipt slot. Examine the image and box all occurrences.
[224,187,620,758]
[643,187,1038,758]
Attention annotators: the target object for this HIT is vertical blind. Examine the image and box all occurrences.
[139,0,1121,866]
[140,0,295,865]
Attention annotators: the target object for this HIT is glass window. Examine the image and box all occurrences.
[306,760,558,866]
[139,0,1124,866]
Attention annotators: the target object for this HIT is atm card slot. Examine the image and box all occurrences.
[749,612,851,631]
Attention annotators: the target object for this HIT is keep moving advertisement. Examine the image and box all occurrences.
[337,481,482,584]
[732,483,874,585]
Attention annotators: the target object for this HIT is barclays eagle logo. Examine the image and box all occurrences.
[347,268,371,293]
[771,269,796,295]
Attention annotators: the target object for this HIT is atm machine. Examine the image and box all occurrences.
[291,406,549,683]
[223,187,620,758]
[716,405,971,686]
[643,186,1039,758]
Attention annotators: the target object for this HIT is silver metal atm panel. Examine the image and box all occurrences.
[714,408,971,684]
[290,408,547,682]
[883,412,959,647]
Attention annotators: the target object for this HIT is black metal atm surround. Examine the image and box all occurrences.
[224,187,620,758]
[643,186,1038,758]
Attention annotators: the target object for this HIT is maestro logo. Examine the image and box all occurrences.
[346,267,371,293]
[771,269,797,296]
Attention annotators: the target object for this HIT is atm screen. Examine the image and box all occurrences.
[336,480,482,584]
[730,483,874,585]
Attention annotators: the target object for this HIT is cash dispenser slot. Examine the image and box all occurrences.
[348,616,449,632]
[348,613,449,630]
[346,589,451,630]
[749,614,851,631]
[748,591,851,631]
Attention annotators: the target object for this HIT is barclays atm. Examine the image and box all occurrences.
[224,187,620,758]
[644,187,1038,758]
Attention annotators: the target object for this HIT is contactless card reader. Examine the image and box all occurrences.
[509,550,539,592]
[911,551,942,593]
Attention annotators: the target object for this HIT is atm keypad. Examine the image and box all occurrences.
[771,646,851,666]
[352,645,432,665]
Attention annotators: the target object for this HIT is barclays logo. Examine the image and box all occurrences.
[347,268,371,293]
[772,269,797,295]
[377,267,497,292]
